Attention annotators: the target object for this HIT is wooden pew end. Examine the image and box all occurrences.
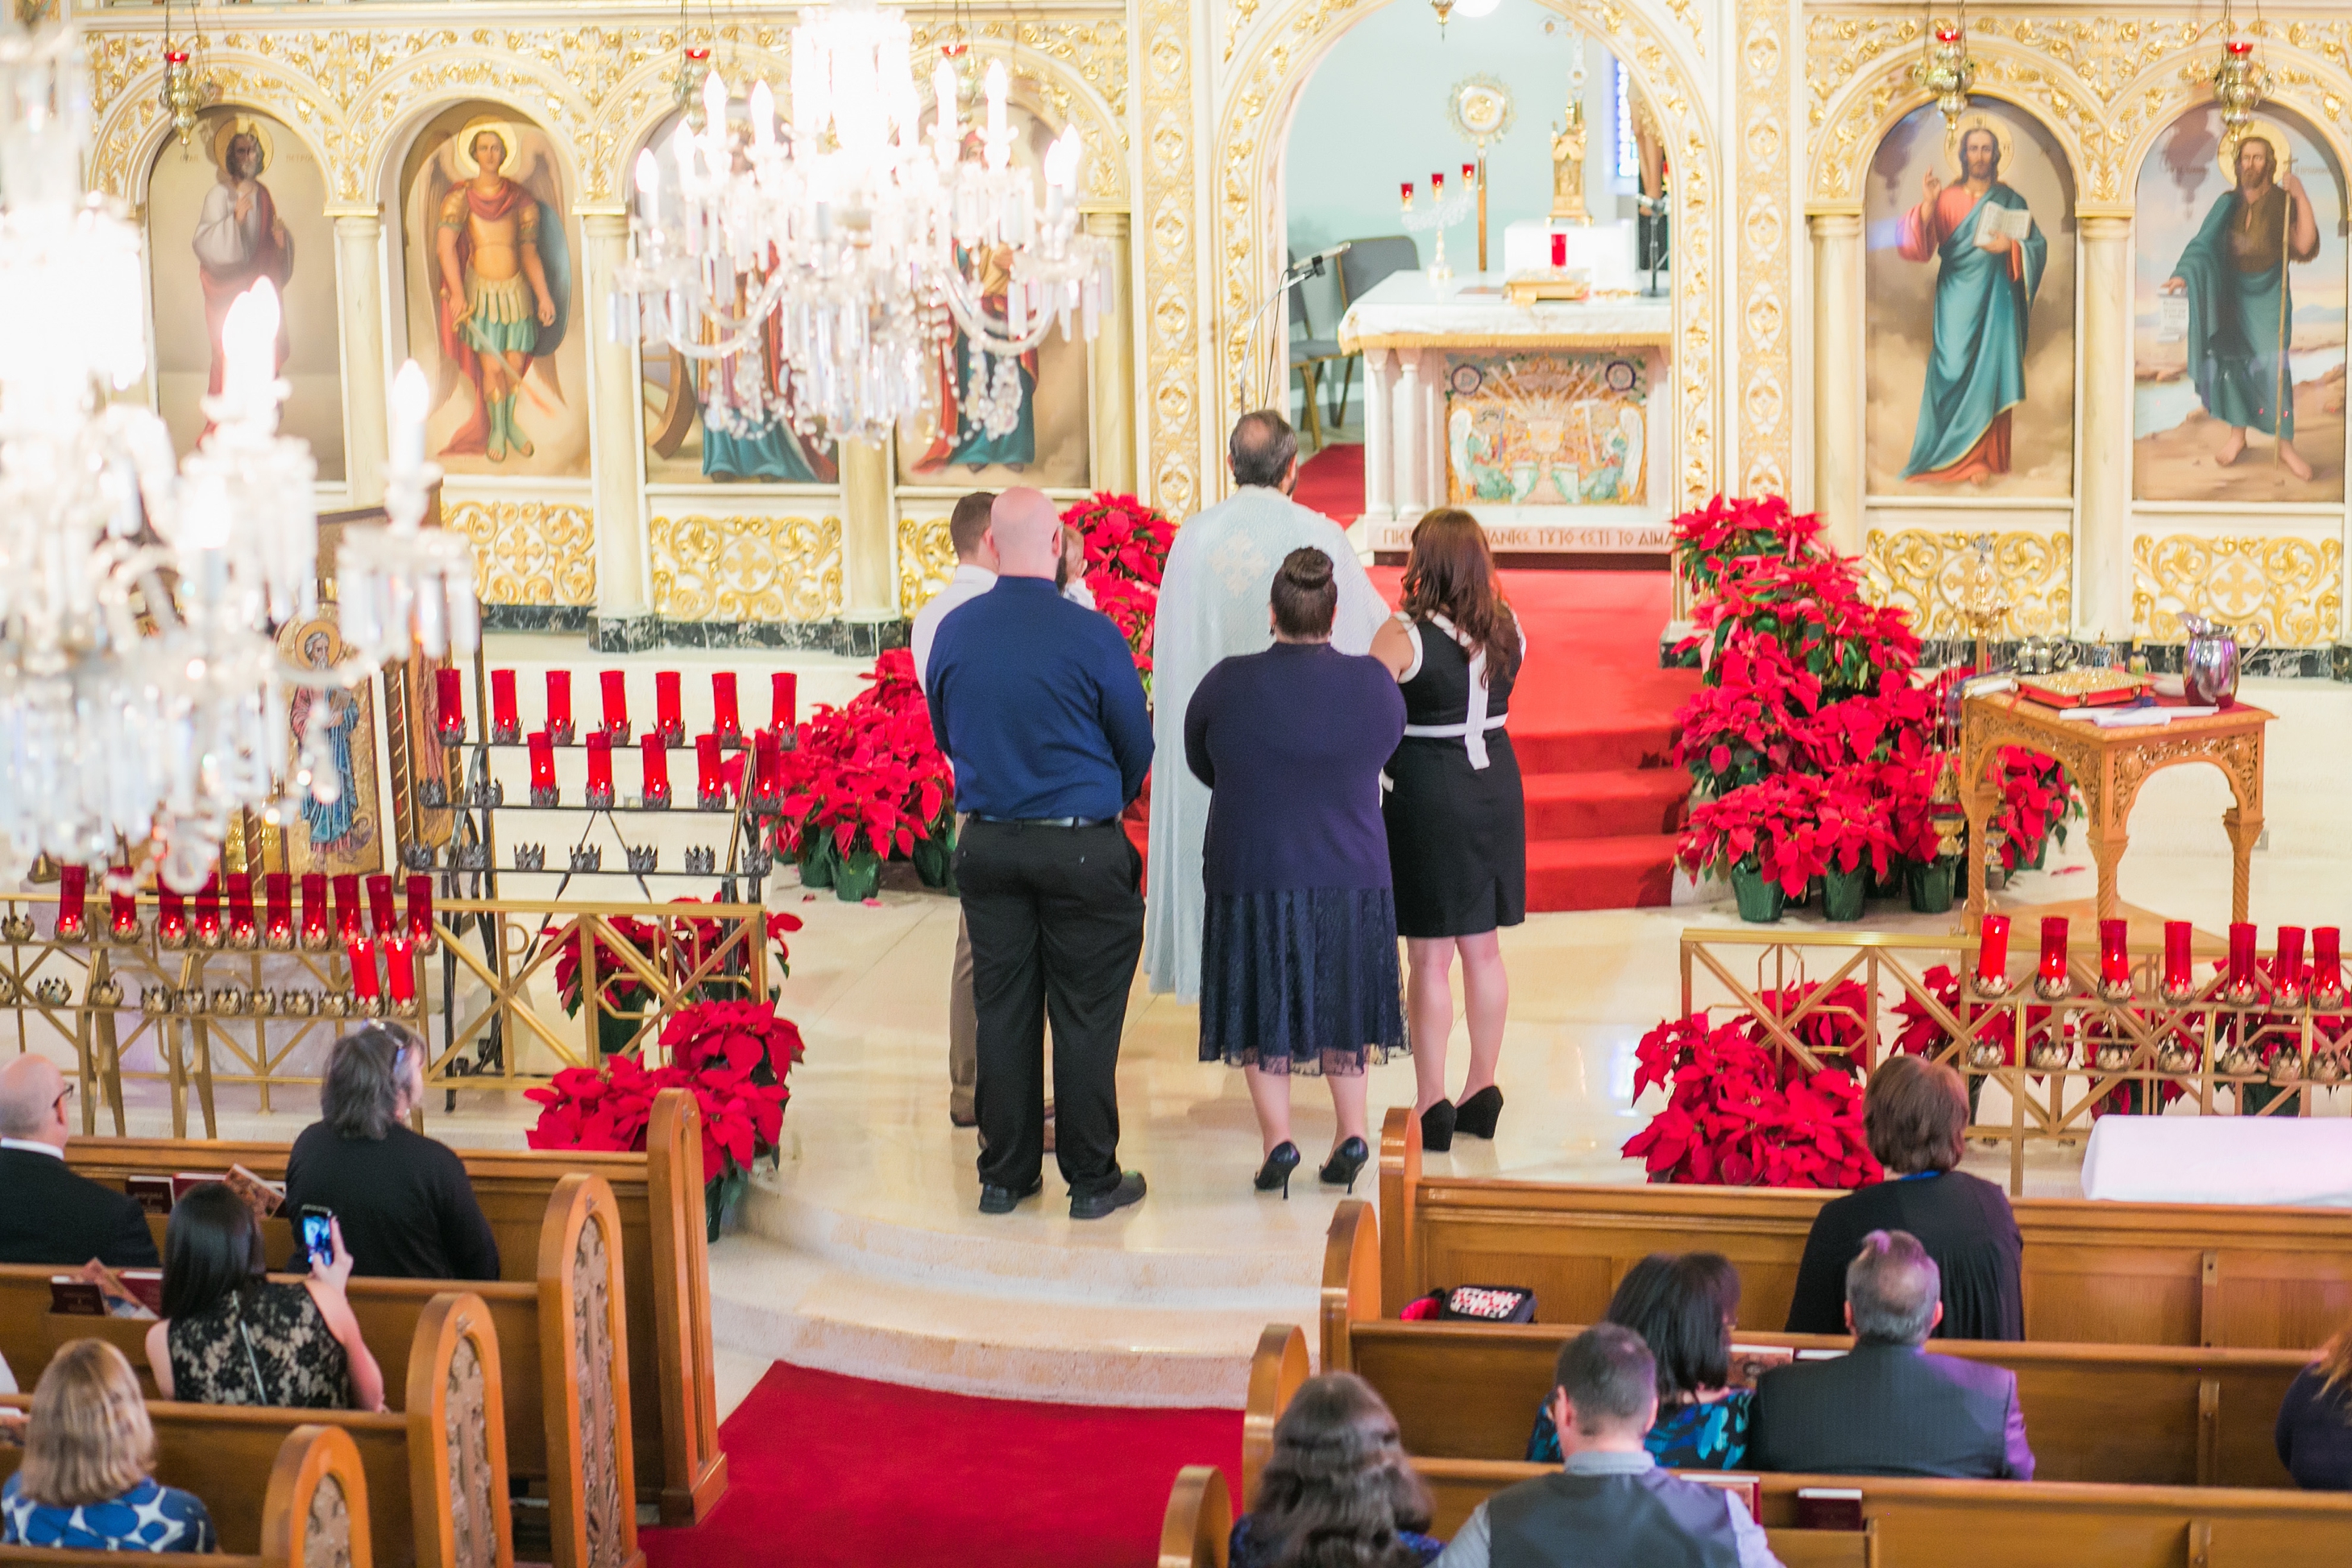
[1158,1464,1232,1568]
[1241,1325,1309,1515]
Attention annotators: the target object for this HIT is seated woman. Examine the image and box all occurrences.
[1526,1252,1752,1467]
[2277,1317,2352,1489]
[284,1023,500,1280]
[143,1182,384,1412]
[1,1338,215,1552]
[1232,1373,1441,1568]
[1784,1054,2022,1341]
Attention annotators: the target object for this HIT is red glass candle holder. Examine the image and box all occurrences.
[109,875,139,943]
[751,730,782,810]
[264,873,293,949]
[156,886,188,948]
[528,732,558,807]
[365,874,396,937]
[300,873,330,950]
[585,733,616,810]
[599,670,631,744]
[2035,916,2071,998]
[404,874,434,950]
[641,735,673,808]
[53,864,85,942]
[345,935,382,1010]
[384,937,417,1008]
[2313,927,2346,1010]
[1550,230,1567,268]
[2225,921,2261,1006]
[2163,919,2196,1002]
[434,667,466,747]
[1430,170,1445,194]
[696,732,727,809]
[1973,914,2011,993]
[655,672,683,746]
[226,873,257,948]
[331,874,362,940]
[193,877,223,948]
[770,672,797,735]
[545,670,575,745]
[2275,925,2309,1008]
[2097,918,2132,1001]
[712,674,742,742]
[490,669,521,744]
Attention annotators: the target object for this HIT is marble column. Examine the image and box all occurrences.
[580,213,652,649]
[1362,346,1395,528]
[1422,348,1447,512]
[2076,209,2133,641]
[1396,351,1424,517]
[1085,211,1136,494]
[839,438,897,652]
[1807,208,1865,554]
[330,209,388,508]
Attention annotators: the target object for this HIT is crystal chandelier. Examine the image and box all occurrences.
[620,0,1113,446]
[0,16,477,894]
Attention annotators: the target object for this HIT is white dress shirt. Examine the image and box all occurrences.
[912,563,1101,691]
[0,1137,61,1159]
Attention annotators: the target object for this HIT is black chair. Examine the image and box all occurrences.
[1317,235,1421,442]
[1288,259,1349,453]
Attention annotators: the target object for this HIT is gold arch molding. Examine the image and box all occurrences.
[1210,0,1722,508]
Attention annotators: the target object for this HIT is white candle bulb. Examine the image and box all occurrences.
[220,278,280,411]
[670,122,697,185]
[984,60,1008,168]
[391,359,429,474]
[703,69,728,141]
[749,79,776,148]
[633,148,660,224]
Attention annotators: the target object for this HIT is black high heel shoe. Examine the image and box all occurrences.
[1318,1136,1371,1193]
[1254,1141,1303,1199]
[1421,1100,1457,1152]
[1455,1085,1504,1140]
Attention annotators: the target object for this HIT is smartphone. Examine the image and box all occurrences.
[298,1205,335,1269]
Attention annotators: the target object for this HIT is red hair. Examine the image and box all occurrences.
[1400,508,1520,683]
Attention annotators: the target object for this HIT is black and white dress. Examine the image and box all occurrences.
[1382,614,1527,939]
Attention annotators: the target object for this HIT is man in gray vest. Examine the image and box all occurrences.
[1436,1323,1782,1568]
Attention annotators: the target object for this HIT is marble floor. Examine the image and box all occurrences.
[36,644,2352,1414]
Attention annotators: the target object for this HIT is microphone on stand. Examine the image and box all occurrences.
[1282,241,1354,281]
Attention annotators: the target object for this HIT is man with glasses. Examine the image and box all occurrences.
[0,1055,160,1267]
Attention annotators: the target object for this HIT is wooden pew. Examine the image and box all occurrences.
[0,1424,375,1568]
[60,1086,726,1523]
[1319,1199,2310,1488]
[0,1290,506,1568]
[1375,1106,2352,1350]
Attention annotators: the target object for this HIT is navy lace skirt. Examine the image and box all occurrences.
[1198,888,1408,1076]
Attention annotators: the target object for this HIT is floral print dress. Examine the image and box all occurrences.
[1525,1388,1754,1469]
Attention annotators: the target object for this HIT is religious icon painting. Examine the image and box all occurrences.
[278,614,384,877]
[2132,104,2347,504]
[1863,100,2076,499]
[400,102,587,478]
[893,97,1091,491]
[1441,351,1646,507]
[143,108,345,478]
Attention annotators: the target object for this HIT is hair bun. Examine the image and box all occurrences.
[1280,546,1334,587]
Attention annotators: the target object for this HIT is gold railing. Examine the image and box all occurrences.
[0,892,769,1137]
[1680,927,2335,1194]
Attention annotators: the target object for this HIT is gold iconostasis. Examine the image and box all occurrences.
[74,0,2352,658]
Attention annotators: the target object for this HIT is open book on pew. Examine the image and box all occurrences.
[52,1260,162,1317]
[167,1164,285,1219]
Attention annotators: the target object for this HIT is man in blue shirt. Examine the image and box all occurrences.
[927,487,1154,1220]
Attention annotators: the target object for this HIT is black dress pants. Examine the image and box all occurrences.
[956,819,1143,1198]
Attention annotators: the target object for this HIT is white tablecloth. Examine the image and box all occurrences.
[2080,1114,2352,1207]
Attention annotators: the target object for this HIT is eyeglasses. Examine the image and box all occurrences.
[51,1082,74,1114]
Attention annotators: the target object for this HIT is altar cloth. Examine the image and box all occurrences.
[2080,1114,2352,1207]
[1336,272,1672,351]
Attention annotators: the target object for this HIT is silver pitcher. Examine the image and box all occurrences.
[2180,613,2262,707]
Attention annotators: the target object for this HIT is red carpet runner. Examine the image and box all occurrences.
[641,1363,1240,1568]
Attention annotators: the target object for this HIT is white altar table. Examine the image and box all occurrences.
[1335,272,1674,554]
[2080,1114,2352,1208]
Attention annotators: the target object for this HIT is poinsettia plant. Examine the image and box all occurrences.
[1674,630,1822,794]
[1670,493,1828,595]
[1677,771,1835,895]
[1624,1015,1881,1188]
[1064,492,1175,693]
[1989,749,2077,870]
[545,906,799,1017]
[775,649,956,864]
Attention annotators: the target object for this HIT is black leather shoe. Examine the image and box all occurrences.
[1421,1099,1457,1152]
[1455,1085,1504,1140]
[1070,1170,1147,1220]
[1318,1136,1371,1192]
[1254,1142,1302,1199]
[977,1177,1042,1214]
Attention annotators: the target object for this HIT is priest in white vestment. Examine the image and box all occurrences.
[1145,411,1388,1002]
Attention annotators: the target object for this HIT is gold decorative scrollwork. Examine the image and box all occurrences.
[897,515,961,617]
[444,499,596,609]
[1140,0,1201,517]
[445,1336,498,1568]
[1736,0,1791,496]
[649,514,844,623]
[2131,533,2345,648]
[1864,529,2074,639]
[304,1473,352,1568]
[575,1213,625,1568]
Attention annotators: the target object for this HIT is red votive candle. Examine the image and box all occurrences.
[586,733,615,806]
[2165,920,2194,993]
[696,732,726,807]
[54,864,85,940]
[1431,169,1445,193]
[156,886,186,945]
[193,877,222,945]
[110,877,137,940]
[1551,230,1566,268]
[365,874,396,936]
[770,672,797,733]
[2316,928,2343,997]
[2038,916,2069,985]
[331,874,361,939]
[300,873,328,946]
[226,873,256,946]
[1976,914,2010,985]
[2230,921,2259,987]
[345,935,380,1002]
[384,937,417,1006]
[753,730,782,802]
[528,732,557,799]
[641,734,672,807]
[491,669,520,740]
[405,875,433,945]
[1400,180,1414,206]
[2276,925,2308,989]
[264,873,292,946]
[1462,162,1476,190]
[2099,919,2130,988]
[712,674,742,741]
[434,667,465,745]
[599,670,629,741]
[655,672,683,744]
[545,670,574,742]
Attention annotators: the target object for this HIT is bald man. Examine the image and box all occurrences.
[925,487,1153,1221]
[0,1055,159,1267]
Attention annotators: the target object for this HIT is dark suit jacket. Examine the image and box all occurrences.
[1747,1341,2035,1480]
[0,1146,160,1268]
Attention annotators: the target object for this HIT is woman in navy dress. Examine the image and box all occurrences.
[1187,548,1408,1196]
[1370,509,1526,1152]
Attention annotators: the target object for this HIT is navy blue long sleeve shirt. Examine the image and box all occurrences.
[926,576,1153,819]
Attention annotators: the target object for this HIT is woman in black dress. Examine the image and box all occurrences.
[1785,1055,2024,1340]
[1370,509,1526,1151]
[1188,549,1408,1196]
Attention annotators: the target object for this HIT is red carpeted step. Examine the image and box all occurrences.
[1527,836,1682,910]
[1512,720,1681,777]
[1524,769,1690,840]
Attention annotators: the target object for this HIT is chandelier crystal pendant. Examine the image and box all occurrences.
[0,16,479,894]
[620,0,1113,446]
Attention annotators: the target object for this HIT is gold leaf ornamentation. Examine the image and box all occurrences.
[649,514,844,623]
[2131,533,2344,647]
[897,514,962,617]
[1864,528,2074,638]
[445,498,597,609]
